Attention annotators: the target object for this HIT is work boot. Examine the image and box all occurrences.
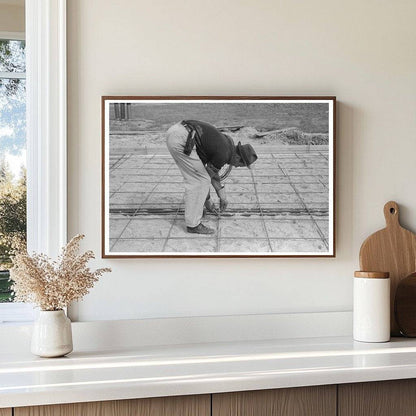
[187,223,215,235]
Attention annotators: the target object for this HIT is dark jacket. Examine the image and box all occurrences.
[184,120,234,169]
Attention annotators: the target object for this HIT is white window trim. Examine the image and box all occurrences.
[0,0,67,324]
[0,72,25,79]
[26,0,67,257]
[0,31,25,41]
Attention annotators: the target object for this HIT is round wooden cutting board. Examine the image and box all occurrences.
[359,201,416,336]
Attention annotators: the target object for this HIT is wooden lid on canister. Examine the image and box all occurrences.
[354,271,390,279]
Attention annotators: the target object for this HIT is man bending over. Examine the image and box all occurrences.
[166,120,257,234]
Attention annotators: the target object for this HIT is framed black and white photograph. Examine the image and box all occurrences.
[102,96,336,257]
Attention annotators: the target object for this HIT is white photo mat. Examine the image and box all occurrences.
[102,97,335,258]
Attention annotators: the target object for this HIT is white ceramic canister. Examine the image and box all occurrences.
[353,271,390,342]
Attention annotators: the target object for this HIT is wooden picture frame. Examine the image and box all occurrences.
[102,96,336,258]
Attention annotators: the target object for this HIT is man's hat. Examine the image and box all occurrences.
[236,142,258,168]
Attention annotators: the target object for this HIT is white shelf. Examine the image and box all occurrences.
[2,335,416,408]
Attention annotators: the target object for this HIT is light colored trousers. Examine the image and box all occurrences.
[166,123,210,228]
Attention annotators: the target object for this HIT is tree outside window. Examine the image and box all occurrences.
[0,38,26,302]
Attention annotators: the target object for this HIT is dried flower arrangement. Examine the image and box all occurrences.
[10,234,111,311]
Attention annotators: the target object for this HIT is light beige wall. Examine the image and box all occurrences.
[67,0,416,321]
[0,4,24,33]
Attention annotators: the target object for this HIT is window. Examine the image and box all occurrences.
[0,34,26,307]
[0,0,67,324]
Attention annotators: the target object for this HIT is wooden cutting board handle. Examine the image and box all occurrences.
[383,201,400,228]
[359,201,416,336]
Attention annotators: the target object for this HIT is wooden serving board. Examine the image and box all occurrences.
[359,201,416,335]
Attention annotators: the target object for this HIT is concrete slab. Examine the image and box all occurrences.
[255,161,280,167]
[120,219,172,239]
[255,184,294,193]
[270,239,327,252]
[252,176,291,184]
[144,163,174,169]
[109,218,130,239]
[153,183,185,193]
[293,183,327,193]
[145,193,184,204]
[305,162,329,169]
[279,162,309,168]
[287,175,324,183]
[264,214,312,220]
[140,202,182,212]
[272,153,300,159]
[219,239,271,252]
[163,169,183,179]
[118,183,157,192]
[257,193,302,204]
[315,219,329,236]
[219,219,267,238]
[226,184,256,193]
[110,183,123,193]
[110,174,162,183]
[303,202,329,211]
[112,167,158,174]
[299,192,328,203]
[137,168,171,176]
[230,170,255,177]
[153,176,183,183]
[226,176,265,184]
[112,239,165,252]
[229,202,305,211]
[107,146,331,254]
[285,168,328,176]
[265,219,321,239]
[164,238,217,252]
[298,152,327,159]
[228,193,258,204]
[117,160,147,169]
[110,193,149,206]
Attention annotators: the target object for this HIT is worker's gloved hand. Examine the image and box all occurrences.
[204,199,219,214]
[220,198,228,212]
[217,187,228,212]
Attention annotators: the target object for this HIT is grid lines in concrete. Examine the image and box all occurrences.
[108,148,330,253]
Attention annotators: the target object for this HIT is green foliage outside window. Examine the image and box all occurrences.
[0,38,27,302]
[0,160,26,302]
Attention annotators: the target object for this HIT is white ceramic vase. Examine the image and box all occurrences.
[31,310,73,357]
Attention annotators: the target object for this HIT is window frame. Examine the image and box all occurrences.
[0,31,24,41]
[0,0,67,323]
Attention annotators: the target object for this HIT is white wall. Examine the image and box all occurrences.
[67,0,416,322]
